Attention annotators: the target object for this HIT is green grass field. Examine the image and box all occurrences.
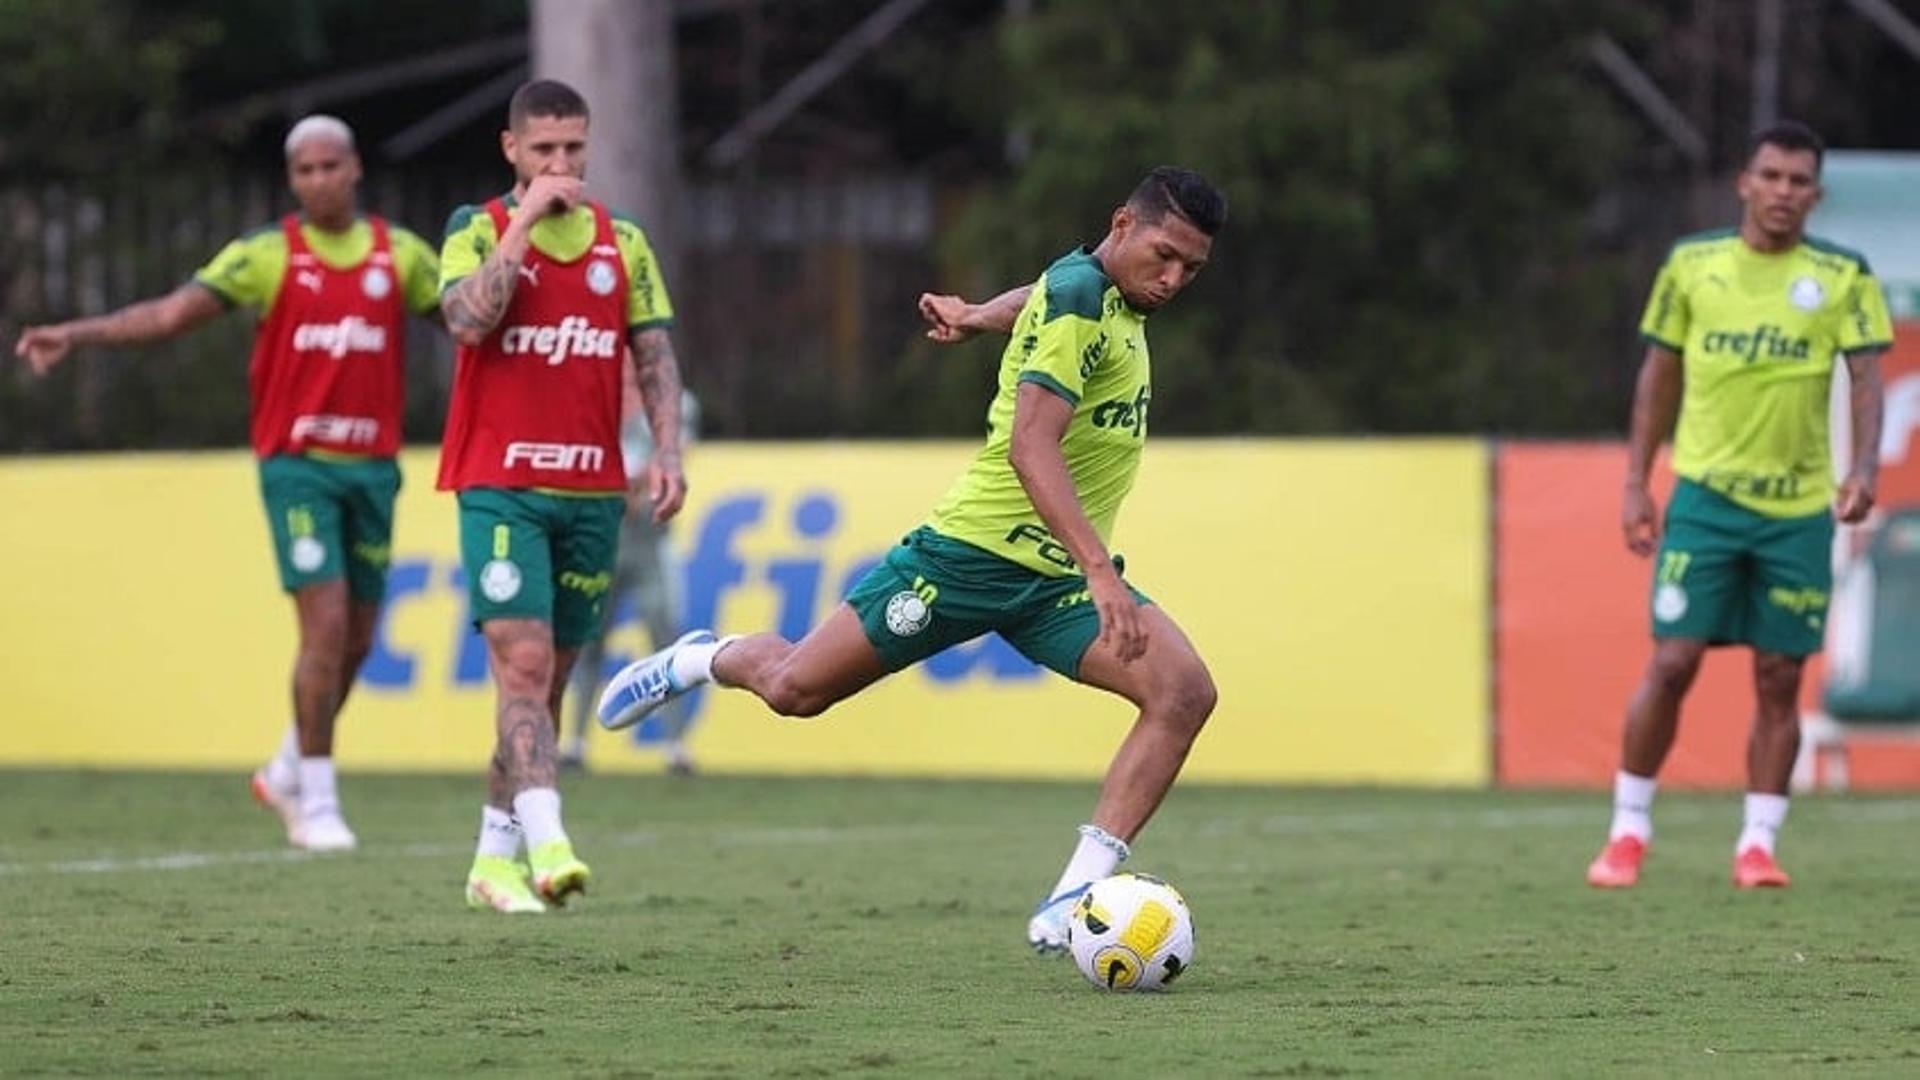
[2,771,1916,1077]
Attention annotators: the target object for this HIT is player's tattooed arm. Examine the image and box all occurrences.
[1837,348,1885,523]
[918,285,1033,343]
[629,326,689,523]
[443,206,545,346]
[442,250,525,345]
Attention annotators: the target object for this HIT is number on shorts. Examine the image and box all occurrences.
[1657,550,1692,584]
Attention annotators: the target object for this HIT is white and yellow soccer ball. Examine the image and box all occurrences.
[1067,872,1195,991]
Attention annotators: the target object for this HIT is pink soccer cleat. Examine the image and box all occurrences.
[1585,835,1647,889]
[1733,846,1791,889]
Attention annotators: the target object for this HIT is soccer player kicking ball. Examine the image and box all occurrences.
[1586,121,1891,890]
[437,80,689,913]
[14,116,442,853]
[600,167,1226,951]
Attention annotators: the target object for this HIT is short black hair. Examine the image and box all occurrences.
[1746,120,1824,174]
[508,79,590,130]
[1127,167,1228,237]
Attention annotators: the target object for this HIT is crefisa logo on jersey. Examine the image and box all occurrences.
[586,259,619,297]
[361,266,392,300]
[292,316,388,359]
[498,316,620,366]
[1789,276,1825,312]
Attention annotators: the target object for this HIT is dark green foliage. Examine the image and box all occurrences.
[939,0,1642,435]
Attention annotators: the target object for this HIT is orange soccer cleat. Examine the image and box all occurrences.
[1585,835,1647,889]
[1732,846,1791,889]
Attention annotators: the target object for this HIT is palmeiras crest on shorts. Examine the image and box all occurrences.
[586,259,619,297]
[885,591,932,636]
[361,266,393,300]
[1653,583,1688,623]
[289,536,326,573]
[1788,276,1824,312]
[479,559,523,603]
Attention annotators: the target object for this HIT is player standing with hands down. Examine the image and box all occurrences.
[437,79,689,913]
[1586,121,1891,890]
[13,116,442,853]
[599,167,1225,953]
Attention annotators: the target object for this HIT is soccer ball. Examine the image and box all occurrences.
[1067,872,1195,991]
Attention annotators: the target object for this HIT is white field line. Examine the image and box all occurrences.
[2,801,1916,879]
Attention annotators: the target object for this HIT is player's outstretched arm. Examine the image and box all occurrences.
[629,325,687,525]
[1008,382,1147,663]
[13,283,224,375]
[918,285,1033,343]
[1621,344,1682,556]
[1836,348,1885,524]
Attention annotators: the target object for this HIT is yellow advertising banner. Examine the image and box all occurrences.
[0,440,1489,784]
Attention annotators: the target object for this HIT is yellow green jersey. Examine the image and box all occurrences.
[193,217,441,316]
[1640,229,1895,518]
[438,197,674,329]
[928,247,1150,577]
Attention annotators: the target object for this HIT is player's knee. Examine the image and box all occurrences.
[1753,653,1804,709]
[1647,644,1706,693]
[490,639,554,696]
[762,668,833,719]
[1156,660,1217,735]
[299,611,350,660]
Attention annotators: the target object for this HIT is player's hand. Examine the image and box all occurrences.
[644,458,686,525]
[918,293,979,344]
[1835,474,1876,524]
[13,325,74,374]
[1090,565,1148,665]
[624,477,651,520]
[1622,482,1660,557]
[522,174,584,218]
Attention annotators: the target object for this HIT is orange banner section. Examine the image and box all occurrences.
[1877,324,1920,507]
[1497,430,1920,790]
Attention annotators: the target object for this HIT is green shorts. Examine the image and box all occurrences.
[457,488,624,648]
[258,454,401,601]
[1651,479,1834,657]
[845,526,1151,679]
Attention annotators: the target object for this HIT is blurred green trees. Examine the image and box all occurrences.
[930,0,1644,436]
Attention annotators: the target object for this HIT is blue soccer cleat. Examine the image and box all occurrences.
[596,630,716,731]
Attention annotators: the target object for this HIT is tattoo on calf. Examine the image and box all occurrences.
[497,695,557,790]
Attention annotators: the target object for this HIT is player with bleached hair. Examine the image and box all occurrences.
[13,115,443,852]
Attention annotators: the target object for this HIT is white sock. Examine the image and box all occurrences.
[1609,770,1658,842]
[1045,824,1130,902]
[297,756,339,820]
[265,726,300,790]
[1737,793,1790,855]
[670,634,740,688]
[475,805,522,860]
[512,788,568,852]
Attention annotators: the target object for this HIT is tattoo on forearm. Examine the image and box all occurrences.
[497,695,556,791]
[443,250,523,340]
[631,328,685,459]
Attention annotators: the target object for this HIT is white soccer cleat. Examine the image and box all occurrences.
[597,630,716,731]
[250,769,302,846]
[292,814,359,853]
[1027,883,1090,955]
